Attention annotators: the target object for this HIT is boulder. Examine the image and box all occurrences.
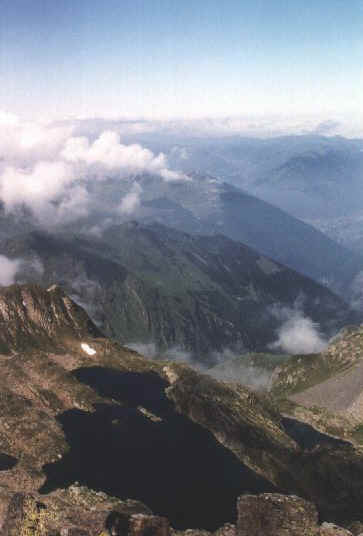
[237,493,319,536]
[320,523,352,535]
[214,523,236,536]
[347,522,363,535]
[129,514,170,536]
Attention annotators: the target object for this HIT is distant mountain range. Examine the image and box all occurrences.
[106,130,363,250]
[154,134,363,250]
[64,170,363,296]
[2,154,362,296]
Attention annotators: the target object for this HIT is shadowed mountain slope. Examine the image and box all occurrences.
[0,223,357,358]
[129,172,363,293]
[1,164,362,296]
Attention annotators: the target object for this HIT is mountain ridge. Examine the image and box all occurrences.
[0,223,356,358]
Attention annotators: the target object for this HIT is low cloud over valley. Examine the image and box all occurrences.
[0,255,21,286]
[0,112,187,226]
[0,254,43,287]
[269,305,328,355]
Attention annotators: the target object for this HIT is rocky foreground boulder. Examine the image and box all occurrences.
[237,494,318,536]
[1,489,163,536]
[235,494,359,536]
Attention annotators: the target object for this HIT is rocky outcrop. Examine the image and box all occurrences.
[319,523,353,536]
[2,491,356,536]
[0,283,101,354]
[1,487,154,536]
[129,514,170,536]
[164,364,298,488]
[236,495,355,536]
[347,521,363,535]
[237,494,319,536]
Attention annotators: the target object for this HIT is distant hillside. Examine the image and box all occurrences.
[253,149,363,219]
[0,223,355,359]
[159,133,363,252]
[125,172,363,294]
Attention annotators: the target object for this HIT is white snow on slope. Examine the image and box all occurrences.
[81,342,96,356]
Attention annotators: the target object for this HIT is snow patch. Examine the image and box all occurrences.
[81,343,96,356]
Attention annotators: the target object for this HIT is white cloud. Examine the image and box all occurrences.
[118,182,142,215]
[124,341,274,391]
[170,146,189,160]
[0,113,187,224]
[0,256,44,287]
[125,342,159,358]
[61,130,186,180]
[269,307,327,355]
[0,161,74,208]
[208,356,273,390]
[0,161,79,224]
[0,110,19,127]
[159,168,186,181]
[0,256,21,286]
[54,184,90,224]
[0,119,72,167]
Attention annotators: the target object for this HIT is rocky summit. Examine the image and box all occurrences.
[1,284,363,535]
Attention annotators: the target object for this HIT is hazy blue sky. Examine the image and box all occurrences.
[0,0,362,120]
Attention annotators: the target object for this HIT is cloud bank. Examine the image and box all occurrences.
[61,130,184,181]
[66,113,363,139]
[0,113,187,225]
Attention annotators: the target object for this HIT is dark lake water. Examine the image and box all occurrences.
[40,366,276,530]
[281,417,350,450]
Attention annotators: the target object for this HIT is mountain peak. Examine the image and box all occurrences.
[0,283,101,354]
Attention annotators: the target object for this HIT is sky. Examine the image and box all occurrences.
[0,0,362,121]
